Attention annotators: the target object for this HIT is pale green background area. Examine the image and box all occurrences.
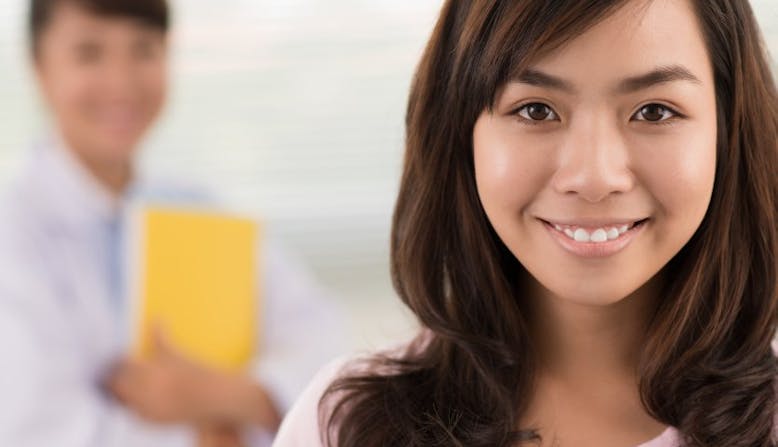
[0,1,775,353]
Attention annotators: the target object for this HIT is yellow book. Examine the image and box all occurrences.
[127,206,260,372]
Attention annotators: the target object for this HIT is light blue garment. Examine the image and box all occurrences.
[0,137,346,447]
[105,214,123,313]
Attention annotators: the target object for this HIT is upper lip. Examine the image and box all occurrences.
[539,217,649,227]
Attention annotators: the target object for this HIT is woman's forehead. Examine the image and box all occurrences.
[521,0,713,92]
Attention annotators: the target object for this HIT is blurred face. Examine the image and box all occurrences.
[34,1,168,167]
[473,0,717,306]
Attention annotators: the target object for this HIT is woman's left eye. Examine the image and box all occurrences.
[515,102,559,123]
[633,104,679,123]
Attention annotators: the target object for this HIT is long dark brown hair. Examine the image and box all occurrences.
[323,1,778,446]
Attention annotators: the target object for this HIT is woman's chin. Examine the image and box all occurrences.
[536,281,645,308]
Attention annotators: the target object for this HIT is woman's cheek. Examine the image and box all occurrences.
[474,115,556,217]
[631,124,716,216]
[629,133,716,256]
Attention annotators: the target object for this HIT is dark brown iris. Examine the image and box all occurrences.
[526,103,552,120]
[640,104,666,121]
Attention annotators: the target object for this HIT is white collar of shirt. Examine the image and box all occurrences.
[20,134,144,231]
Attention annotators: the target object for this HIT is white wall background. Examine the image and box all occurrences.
[0,0,776,352]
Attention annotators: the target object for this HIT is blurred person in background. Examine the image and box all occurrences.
[0,0,345,446]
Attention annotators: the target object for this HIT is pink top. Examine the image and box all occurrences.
[273,357,682,447]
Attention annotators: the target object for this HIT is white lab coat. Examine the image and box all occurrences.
[0,137,346,446]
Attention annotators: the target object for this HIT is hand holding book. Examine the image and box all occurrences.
[107,326,282,432]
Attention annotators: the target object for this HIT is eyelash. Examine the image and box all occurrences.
[510,102,685,127]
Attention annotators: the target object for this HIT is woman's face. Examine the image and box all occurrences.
[473,0,717,306]
[34,2,168,166]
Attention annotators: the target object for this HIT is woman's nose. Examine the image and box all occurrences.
[551,118,635,203]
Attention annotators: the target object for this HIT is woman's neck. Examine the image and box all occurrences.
[519,276,668,446]
[526,276,662,383]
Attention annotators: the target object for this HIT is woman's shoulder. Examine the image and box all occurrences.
[273,355,351,447]
[273,336,423,447]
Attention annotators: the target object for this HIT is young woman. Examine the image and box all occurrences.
[0,1,344,446]
[274,0,778,446]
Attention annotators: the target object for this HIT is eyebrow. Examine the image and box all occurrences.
[514,65,702,94]
[515,69,577,93]
[618,65,702,93]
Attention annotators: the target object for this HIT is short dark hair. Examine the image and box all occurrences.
[29,0,170,53]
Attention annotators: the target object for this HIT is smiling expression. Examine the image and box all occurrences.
[473,0,717,306]
[34,2,168,167]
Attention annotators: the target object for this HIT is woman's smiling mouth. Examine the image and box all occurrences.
[539,218,650,258]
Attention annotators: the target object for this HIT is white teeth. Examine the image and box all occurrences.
[573,228,590,242]
[554,223,638,243]
[590,228,608,243]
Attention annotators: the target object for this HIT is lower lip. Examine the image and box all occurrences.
[541,219,647,258]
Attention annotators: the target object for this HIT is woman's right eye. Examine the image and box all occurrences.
[515,103,559,123]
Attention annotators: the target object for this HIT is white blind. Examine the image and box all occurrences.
[149,0,442,277]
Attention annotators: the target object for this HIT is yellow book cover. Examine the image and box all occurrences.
[127,206,260,372]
